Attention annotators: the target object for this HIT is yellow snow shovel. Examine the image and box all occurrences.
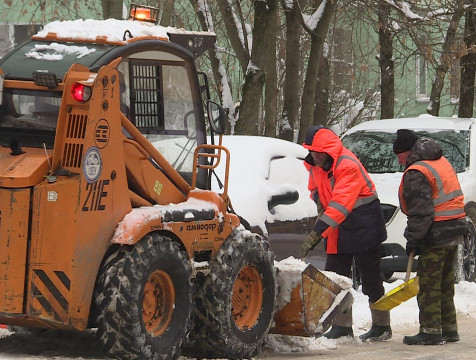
[371,252,419,311]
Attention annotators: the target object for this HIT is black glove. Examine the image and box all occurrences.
[406,242,419,256]
[301,230,323,258]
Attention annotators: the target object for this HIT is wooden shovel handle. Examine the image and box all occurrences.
[405,251,415,282]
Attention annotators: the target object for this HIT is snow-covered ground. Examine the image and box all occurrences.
[0,257,475,359]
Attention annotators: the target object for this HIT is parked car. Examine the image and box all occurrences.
[211,135,326,270]
[341,116,476,282]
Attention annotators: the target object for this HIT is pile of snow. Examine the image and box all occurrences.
[113,195,219,245]
[34,19,170,42]
[275,257,352,311]
[266,262,476,353]
[33,18,215,44]
[26,43,97,61]
[274,257,353,335]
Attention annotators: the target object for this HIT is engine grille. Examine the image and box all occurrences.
[61,112,87,170]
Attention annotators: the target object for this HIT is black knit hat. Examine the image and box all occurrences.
[393,129,419,154]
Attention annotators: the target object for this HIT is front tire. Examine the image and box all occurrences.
[191,229,277,359]
[455,216,476,283]
[94,234,193,360]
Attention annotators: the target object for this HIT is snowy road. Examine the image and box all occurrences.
[0,278,474,360]
[1,317,476,360]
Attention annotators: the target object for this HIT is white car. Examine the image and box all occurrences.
[341,116,476,282]
[210,135,325,269]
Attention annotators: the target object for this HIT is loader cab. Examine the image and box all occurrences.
[0,34,212,188]
[113,47,207,187]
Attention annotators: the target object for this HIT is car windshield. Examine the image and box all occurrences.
[341,129,470,173]
[0,89,61,148]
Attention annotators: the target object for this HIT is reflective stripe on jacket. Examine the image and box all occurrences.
[399,157,465,221]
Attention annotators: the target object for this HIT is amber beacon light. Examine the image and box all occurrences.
[129,3,159,23]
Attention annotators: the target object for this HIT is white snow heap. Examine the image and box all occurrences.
[274,257,352,312]
[114,198,218,244]
[34,19,171,42]
[302,0,327,31]
[275,257,307,311]
[25,42,97,61]
[33,18,215,45]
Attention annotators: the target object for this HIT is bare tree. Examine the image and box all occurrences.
[279,0,305,140]
[313,45,330,126]
[428,0,466,116]
[101,0,123,19]
[297,0,337,143]
[459,1,476,117]
[264,4,280,136]
[187,0,236,132]
[377,1,394,119]
[235,0,278,135]
[160,0,175,26]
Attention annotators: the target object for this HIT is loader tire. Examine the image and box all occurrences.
[94,233,193,360]
[190,229,277,359]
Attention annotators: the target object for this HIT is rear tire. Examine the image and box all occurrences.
[190,229,277,359]
[94,234,193,360]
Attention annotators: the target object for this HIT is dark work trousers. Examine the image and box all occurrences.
[325,244,385,303]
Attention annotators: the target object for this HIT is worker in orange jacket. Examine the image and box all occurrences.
[394,129,467,345]
[300,126,389,341]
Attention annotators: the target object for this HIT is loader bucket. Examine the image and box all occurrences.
[272,262,353,337]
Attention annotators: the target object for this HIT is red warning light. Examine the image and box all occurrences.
[71,83,92,102]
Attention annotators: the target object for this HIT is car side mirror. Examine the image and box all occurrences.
[268,190,299,211]
[207,100,226,134]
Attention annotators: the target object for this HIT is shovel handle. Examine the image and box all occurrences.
[405,251,415,282]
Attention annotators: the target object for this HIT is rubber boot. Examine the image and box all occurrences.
[442,331,460,343]
[323,306,353,339]
[359,309,392,342]
[403,332,443,345]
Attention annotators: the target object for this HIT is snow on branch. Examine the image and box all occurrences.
[301,1,326,31]
[383,0,425,20]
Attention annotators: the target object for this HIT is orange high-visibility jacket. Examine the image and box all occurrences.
[304,129,378,254]
[399,157,465,221]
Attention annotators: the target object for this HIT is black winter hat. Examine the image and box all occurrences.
[393,129,419,154]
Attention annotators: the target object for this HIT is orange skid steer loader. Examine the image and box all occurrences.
[0,4,352,359]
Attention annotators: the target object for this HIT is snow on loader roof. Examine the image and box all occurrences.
[32,18,215,46]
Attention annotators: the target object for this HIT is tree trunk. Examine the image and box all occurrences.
[264,3,279,137]
[378,1,394,119]
[235,0,276,135]
[313,53,330,126]
[427,0,465,116]
[459,4,476,118]
[188,0,235,133]
[216,0,250,74]
[297,0,336,143]
[279,1,304,141]
[101,0,123,19]
[160,0,175,27]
